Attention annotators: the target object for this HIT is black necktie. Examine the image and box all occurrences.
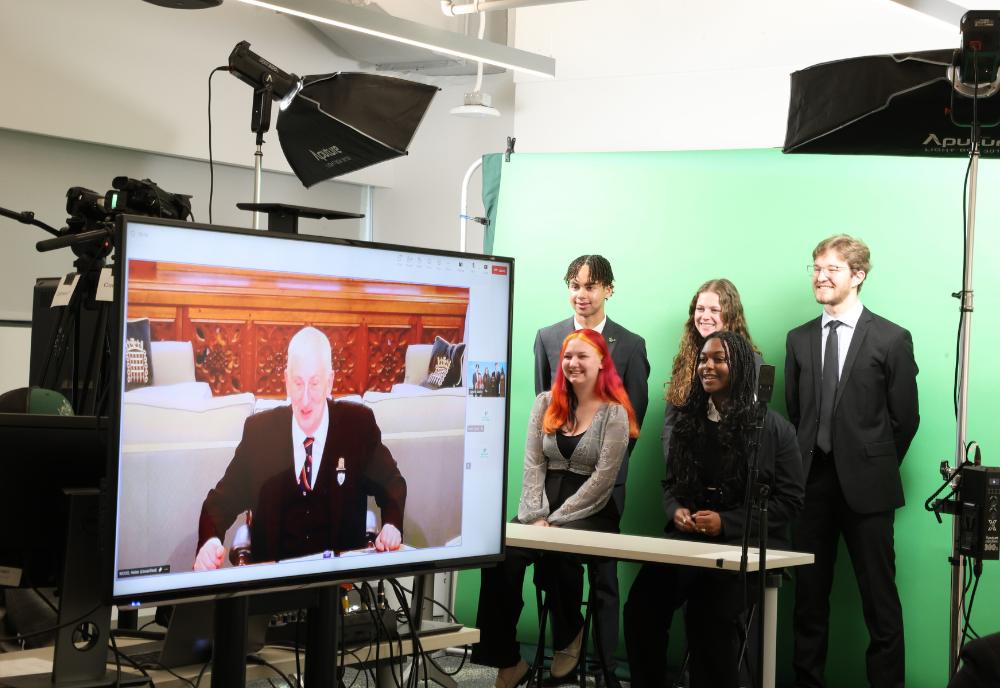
[816,321,843,455]
[300,437,314,495]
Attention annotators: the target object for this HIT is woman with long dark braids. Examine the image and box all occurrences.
[474,329,639,688]
[623,331,804,688]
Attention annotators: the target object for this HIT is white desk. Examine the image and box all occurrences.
[506,522,814,688]
[0,628,480,688]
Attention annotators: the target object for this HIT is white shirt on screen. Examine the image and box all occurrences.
[574,316,607,334]
[291,401,329,489]
[820,299,864,378]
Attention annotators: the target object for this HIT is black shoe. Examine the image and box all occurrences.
[593,671,622,688]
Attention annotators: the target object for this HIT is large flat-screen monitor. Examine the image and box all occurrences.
[106,215,512,605]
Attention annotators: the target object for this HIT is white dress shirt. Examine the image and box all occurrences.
[291,402,329,489]
[820,299,864,378]
[574,315,607,334]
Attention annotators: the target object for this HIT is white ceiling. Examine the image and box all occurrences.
[510,0,996,153]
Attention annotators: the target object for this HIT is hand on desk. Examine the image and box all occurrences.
[531,519,550,527]
[194,538,225,571]
[375,524,402,551]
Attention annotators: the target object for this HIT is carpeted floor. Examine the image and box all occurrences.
[248,651,631,688]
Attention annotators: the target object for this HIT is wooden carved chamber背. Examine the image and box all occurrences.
[126,261,469,398]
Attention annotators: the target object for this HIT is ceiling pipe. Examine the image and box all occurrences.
[442,0,583,16]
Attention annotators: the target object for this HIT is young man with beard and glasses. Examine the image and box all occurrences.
[532,255,650,688]
[786,235,919,688]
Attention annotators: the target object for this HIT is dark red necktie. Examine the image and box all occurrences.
[300,437,314,495]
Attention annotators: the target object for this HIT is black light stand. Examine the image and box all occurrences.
[227,41,301,231]
[739,364,776,688]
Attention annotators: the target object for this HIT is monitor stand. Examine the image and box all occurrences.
[396,575,463,688]
[3,490,147,688]
[210,585,342,688]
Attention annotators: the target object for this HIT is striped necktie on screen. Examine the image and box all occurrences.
[300,437,315,495]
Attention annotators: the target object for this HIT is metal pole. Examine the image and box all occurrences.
[950,141,978,676]
[253,144,263,230]
[460,157,483,252]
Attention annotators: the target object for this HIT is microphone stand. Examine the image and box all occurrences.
[740,364,775,688]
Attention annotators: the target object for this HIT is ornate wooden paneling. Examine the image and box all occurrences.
[126,261,469,397]
[191,321,245,395]
[315,325,361,395]
[254,324,297,397]
[149,319,179,342]
[422,328,462,345]
[367,326,411,392]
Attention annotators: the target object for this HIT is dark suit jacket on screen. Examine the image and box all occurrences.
[533,317,650,513]
[198,399,406,562]
[785,307,919,513]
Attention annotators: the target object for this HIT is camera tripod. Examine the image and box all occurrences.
[35,229,116,416]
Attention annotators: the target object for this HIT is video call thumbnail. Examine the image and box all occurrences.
[468,361,507,398]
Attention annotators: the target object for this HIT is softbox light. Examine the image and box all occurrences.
[277,72,439,187]
[783,50,1000,158]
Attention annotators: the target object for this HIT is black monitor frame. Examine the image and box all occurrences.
[103,214,513,607]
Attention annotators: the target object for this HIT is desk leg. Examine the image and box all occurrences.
[764,581,778,688]
[586,565,614,688]
[409,654,459,688]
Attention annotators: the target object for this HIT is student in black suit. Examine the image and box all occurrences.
[533,255,650,687]
[786,235,919,688]
[624,331,804,688]
[195,327,406,570]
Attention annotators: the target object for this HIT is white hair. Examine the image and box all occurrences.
[287,327,332,374]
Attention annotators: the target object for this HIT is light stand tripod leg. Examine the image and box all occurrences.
[756,498,768,688]
[82,301,111,416]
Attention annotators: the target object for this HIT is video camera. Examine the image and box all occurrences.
[57,177,192,259]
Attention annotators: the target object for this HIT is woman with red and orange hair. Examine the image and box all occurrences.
[473,329,639,688]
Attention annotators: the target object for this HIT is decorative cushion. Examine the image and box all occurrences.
[364,385,466,433]
[150,341,197,386]
[418,336,465,389]
[124,319,155,392]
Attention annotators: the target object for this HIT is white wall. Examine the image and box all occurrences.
[0,127,367,322]
[511,0,963,153]
[372,71,514,253]
[0,0,517,394]
[0,0,391,186]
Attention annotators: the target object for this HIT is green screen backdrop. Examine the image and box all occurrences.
[453,148,1000,688]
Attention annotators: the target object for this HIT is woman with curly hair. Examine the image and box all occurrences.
[473,329,639,688]
[662,279,761,454]
[623,331,804,688]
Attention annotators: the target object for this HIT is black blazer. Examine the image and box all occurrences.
[198,399,406,562]
[533,316,650,510]
[785,307,919,513]
[661,410,805,549]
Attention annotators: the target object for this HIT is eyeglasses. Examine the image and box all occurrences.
[807,264,851,277]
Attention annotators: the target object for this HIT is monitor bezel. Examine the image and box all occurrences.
[105,214,513,606]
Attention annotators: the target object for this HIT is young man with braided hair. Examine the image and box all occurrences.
[787,235,919,688]
[532,255,650,688]
[623,331,804,688]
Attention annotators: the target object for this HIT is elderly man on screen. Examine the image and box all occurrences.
[194,327,406,571]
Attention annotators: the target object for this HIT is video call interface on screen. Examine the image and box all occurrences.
[111,221,511,601]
